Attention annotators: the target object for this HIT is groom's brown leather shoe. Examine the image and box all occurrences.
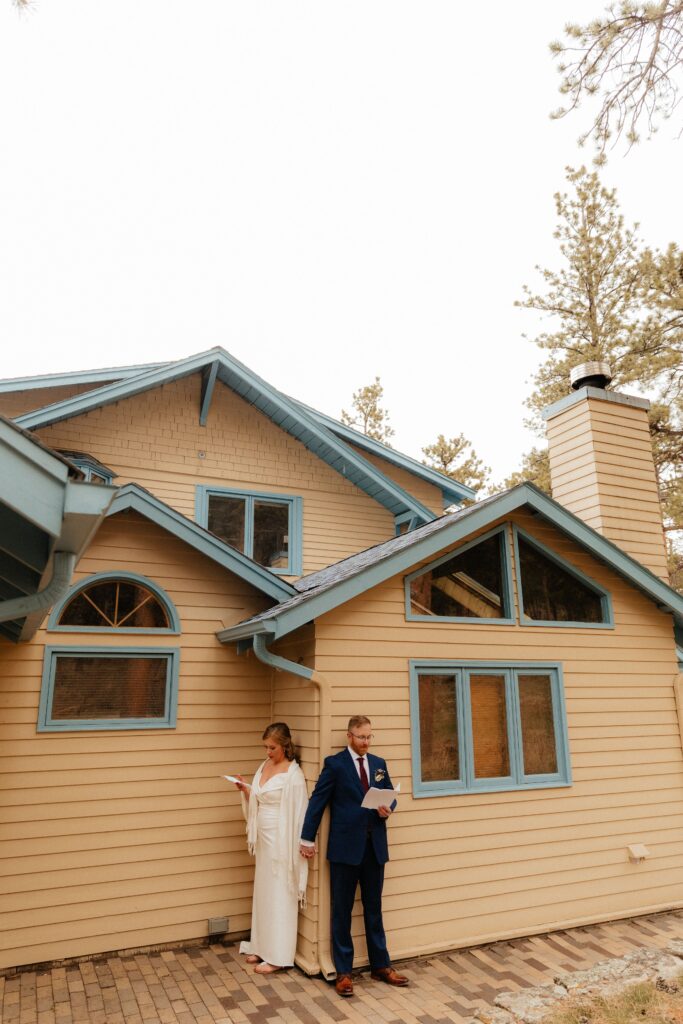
[335,973,354,997]
[371,966,409,986]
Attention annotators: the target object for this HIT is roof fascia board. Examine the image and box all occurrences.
[107,483,295,602]
[17,347,436,523]
[293,400,476,503]
[0,362,168,393]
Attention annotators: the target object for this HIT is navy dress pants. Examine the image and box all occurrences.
[329,839,391,974]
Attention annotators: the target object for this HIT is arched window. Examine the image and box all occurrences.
[49,573,180,633]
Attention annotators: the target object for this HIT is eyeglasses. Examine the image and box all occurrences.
[349,732,373,741]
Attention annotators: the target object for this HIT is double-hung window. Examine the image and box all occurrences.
[410,660,571,796]
[196,486,302,575]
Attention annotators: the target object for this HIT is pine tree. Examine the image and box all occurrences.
[341,377,395,445]
[516,165,682,586]
[550,1,683,161]
[421,434,491,495]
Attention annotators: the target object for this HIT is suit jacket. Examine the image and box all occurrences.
[301,748,394,865]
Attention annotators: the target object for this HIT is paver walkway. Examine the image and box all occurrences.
[3,910,683,1024]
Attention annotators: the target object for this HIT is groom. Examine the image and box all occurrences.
[299,715,409,997]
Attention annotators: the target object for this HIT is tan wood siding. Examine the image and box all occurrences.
[310,508,683,963]
[0,512,274,970]
[546,395,669,580]
[34,375,399,576]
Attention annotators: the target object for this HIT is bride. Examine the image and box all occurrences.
[233,722,309,974]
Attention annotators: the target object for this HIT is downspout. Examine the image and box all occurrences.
[0,551,76,624]
[252,633,335,980]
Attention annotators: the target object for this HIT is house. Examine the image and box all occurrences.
[1,349,682,977]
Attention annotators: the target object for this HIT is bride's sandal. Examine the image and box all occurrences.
[245,955,261,964]
[253,962,284,974]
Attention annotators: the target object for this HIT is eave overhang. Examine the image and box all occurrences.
[292,398,477,506]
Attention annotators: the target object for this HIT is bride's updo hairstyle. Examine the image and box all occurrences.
[262,722,298,762]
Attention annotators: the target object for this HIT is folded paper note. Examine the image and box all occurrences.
[361,785,399,810]
[222,775,251,787]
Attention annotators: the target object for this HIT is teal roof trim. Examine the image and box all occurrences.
[216,482,683,644]
[16,348,436,524]
[106,483,296,602]
[290,398,476,505]
[0,361,167,393]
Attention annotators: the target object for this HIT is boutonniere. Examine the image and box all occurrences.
[374,769,386,783]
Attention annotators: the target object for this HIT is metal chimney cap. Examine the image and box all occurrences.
[570,361,613,390]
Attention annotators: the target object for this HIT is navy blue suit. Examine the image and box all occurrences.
[301,748,395,974]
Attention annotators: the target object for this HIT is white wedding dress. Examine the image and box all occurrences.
[239,772,301,967]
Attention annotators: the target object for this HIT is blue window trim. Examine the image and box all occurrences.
[46,571,181,634]
[409,659,571,797]
[38,645,180,731]
[404,526,515,625]
[195,486,303,576]
[65,456,116,484]
[394,511,419,537]
[512,525,614,628]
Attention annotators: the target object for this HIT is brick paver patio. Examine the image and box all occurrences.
[3,910,683,1024]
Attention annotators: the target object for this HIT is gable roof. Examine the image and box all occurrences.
[14,347,441,525]
[106,483,296,603]
[216,482,683,643]
[7,347,475,511]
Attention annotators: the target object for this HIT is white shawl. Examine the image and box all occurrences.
[242,760,309,906]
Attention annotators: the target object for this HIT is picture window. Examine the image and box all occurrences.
[410,661,570,796]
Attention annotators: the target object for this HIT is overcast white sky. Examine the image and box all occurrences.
[0,1,681,482]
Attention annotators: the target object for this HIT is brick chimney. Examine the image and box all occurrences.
[543,362,669,582]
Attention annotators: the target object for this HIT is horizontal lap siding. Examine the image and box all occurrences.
[0,512,272,970]
[546,397,669,580]
[313,509,683,963]
[34,375,397,576]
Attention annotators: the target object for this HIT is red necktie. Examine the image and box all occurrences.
[358,756,369,793]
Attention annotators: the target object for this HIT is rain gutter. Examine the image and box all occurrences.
[251,634,335,980]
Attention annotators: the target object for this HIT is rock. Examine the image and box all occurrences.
[556,948,682,999]
[494,985,568,1023]
[475,946,683,1024]
[474,1006,518,1024]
